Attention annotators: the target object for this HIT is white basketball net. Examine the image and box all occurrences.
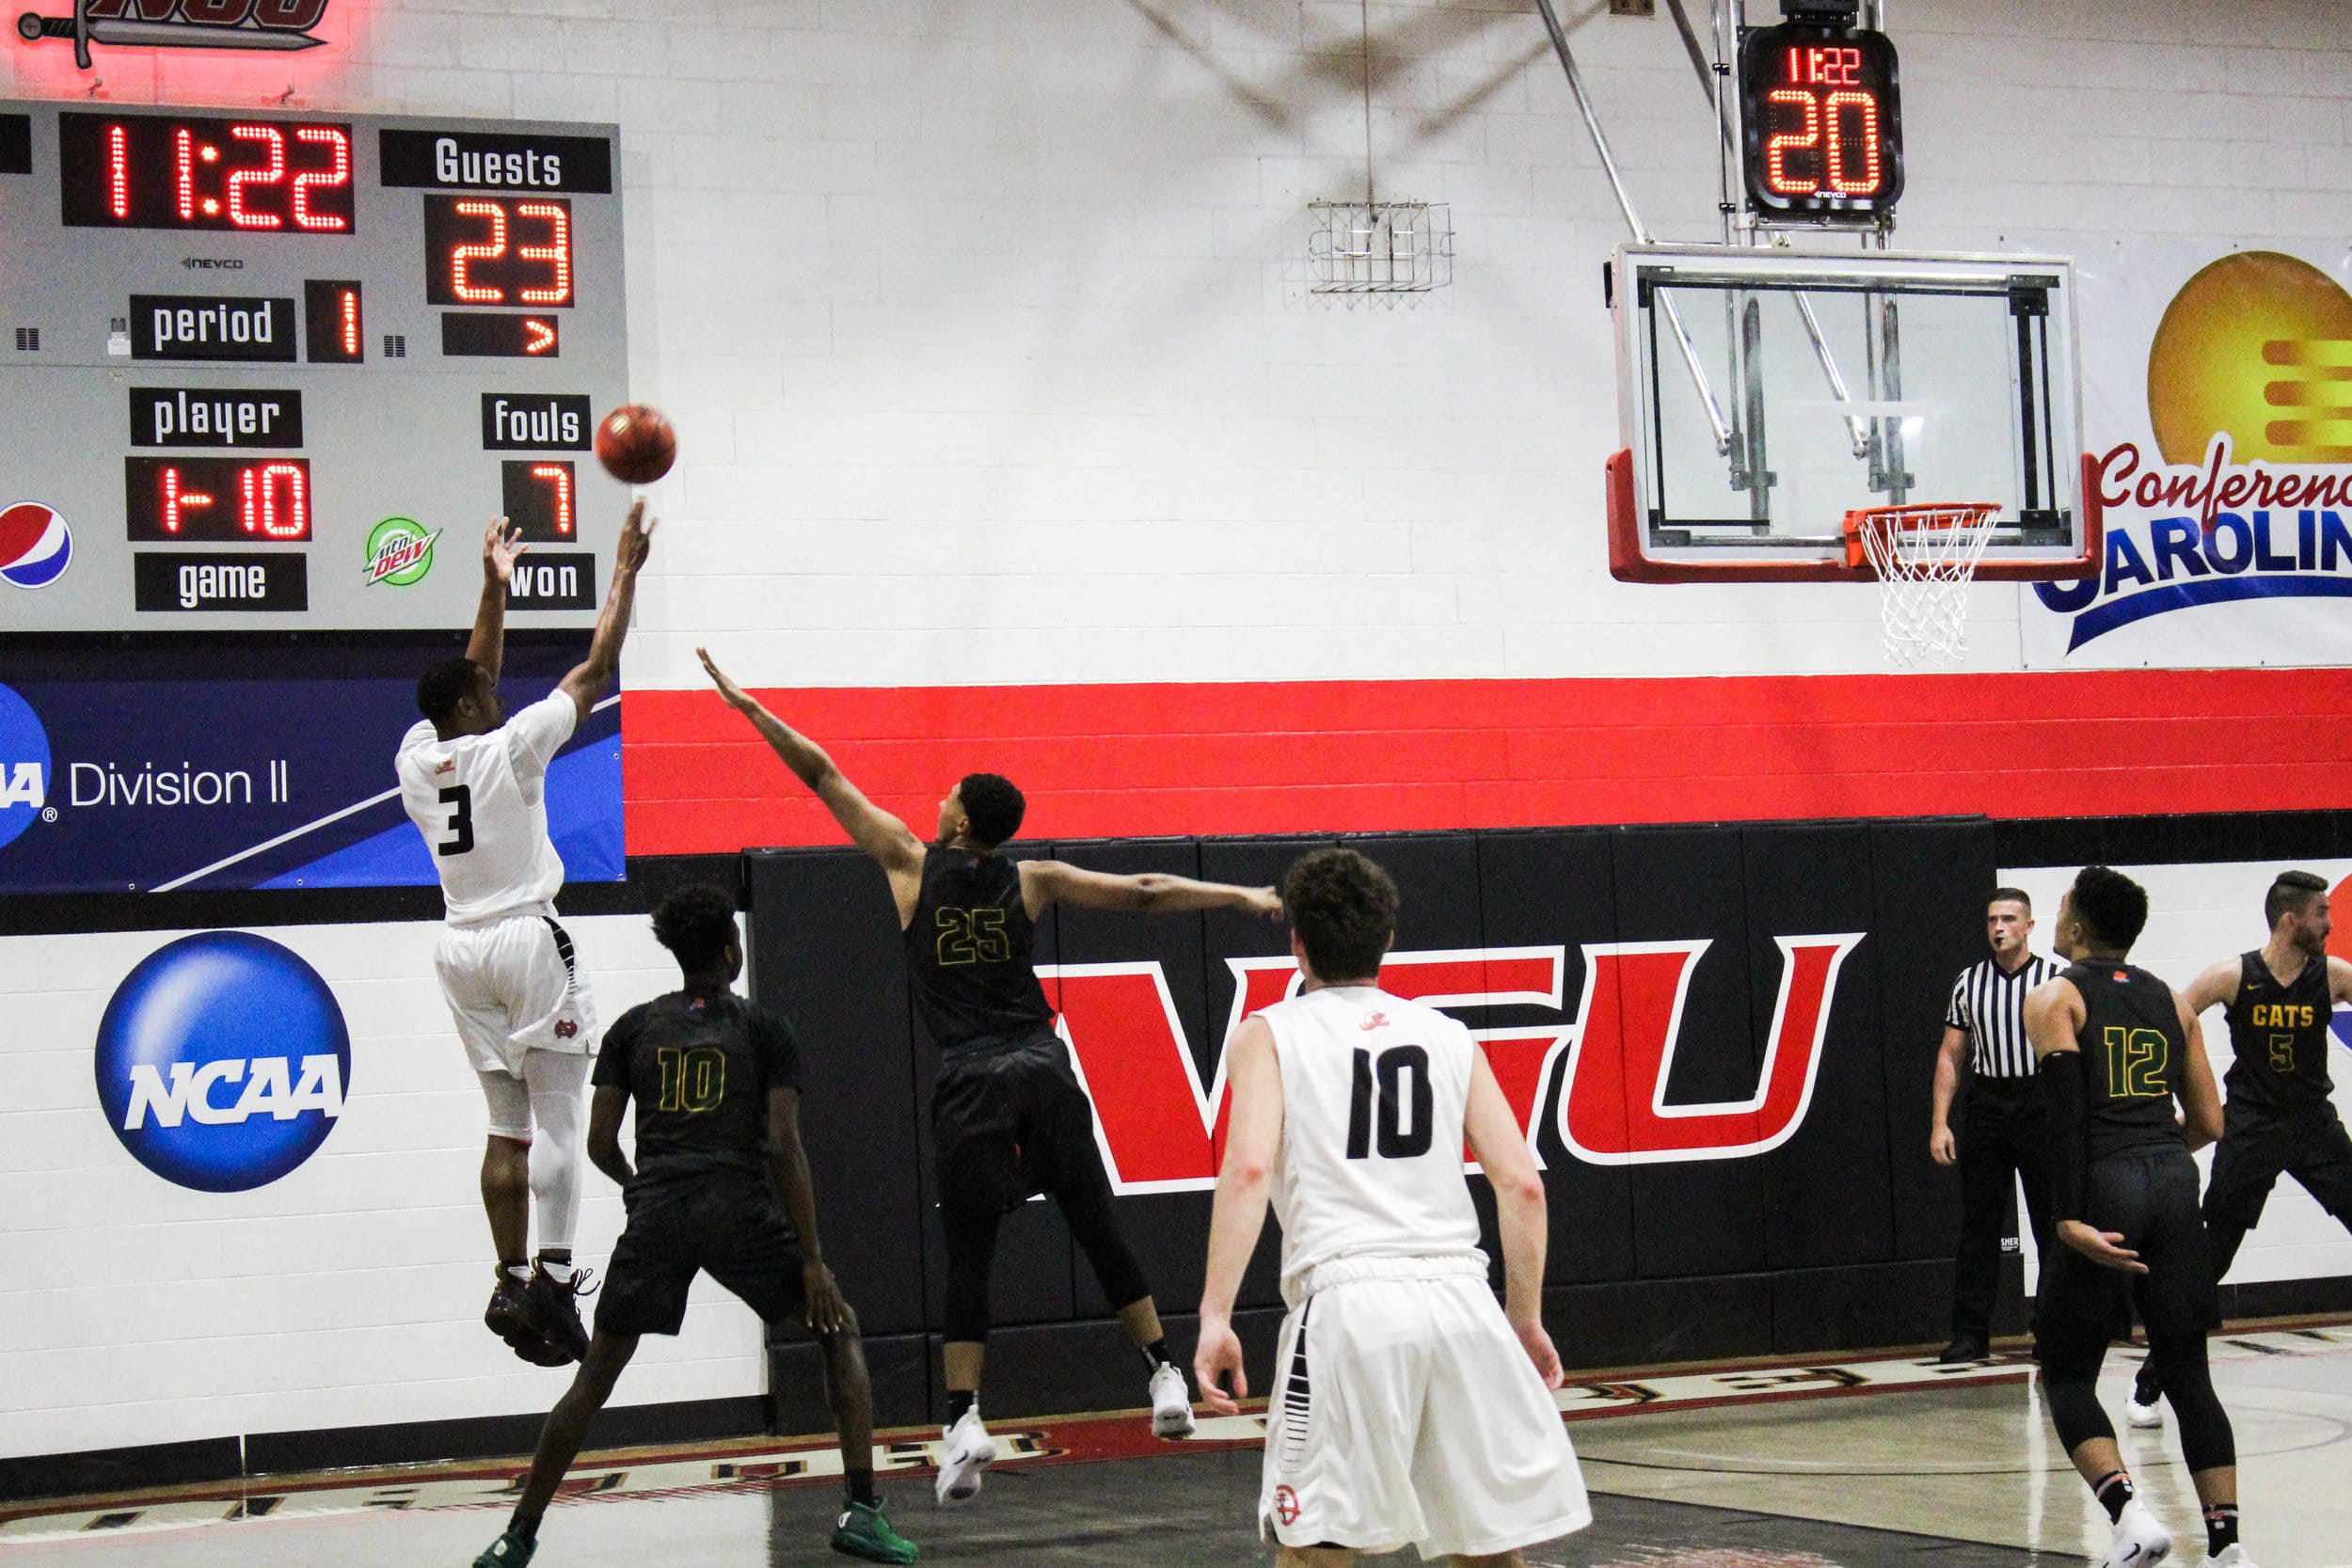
[1851,504,2000,666]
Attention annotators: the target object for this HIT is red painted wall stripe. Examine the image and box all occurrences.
[622,670,2352,855]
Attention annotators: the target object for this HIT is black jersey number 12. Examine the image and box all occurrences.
[1346,1044,1434,1159]
[437,784,474,856]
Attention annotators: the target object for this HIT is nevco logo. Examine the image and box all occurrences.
[94,930,351,1192]
[1045,934,1864,1194]
[18,1,329,71]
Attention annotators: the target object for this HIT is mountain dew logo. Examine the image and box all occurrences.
[363,517,439,587]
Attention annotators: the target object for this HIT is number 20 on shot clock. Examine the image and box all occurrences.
[1738,7,1904,221]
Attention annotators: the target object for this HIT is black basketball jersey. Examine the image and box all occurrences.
[2223,949,2337,1114]
[2060,960,2189,1160]
[593,987,802,1189]
[905,847,1056,1053]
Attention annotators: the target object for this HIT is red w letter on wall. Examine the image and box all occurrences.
[1556,935,1866,1164]
[1041,948,1571,1196]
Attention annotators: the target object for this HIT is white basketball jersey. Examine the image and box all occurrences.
[395,689,576,927]
[1260,984,1486,1304]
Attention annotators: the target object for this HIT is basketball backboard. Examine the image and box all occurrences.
[1607,245,2097,582]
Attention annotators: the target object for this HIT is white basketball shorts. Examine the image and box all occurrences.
[434,911,598,1079]
[1259,1256,1591,1560]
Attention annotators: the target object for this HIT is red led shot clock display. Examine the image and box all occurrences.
[58,113,354,233]
[1738,22,1903,218]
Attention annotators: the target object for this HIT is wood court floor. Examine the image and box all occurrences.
[3,1323,2345,1568]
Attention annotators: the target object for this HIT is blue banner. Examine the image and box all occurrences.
[0,632,621,894]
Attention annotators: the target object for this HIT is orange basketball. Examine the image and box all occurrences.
[594,404,676,484]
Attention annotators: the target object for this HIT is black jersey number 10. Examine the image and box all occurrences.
[1346,1044,1433,1160]
[657,1045,726,1113]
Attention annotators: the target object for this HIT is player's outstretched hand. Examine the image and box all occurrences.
[614,498,658,577]
[2058,1219,2147,1275]
[803,1259,850,1335]
[1242,886,1283,921]
[697,646,758,713]
[1511,1313,1565,1390]
[483,515,528,581]
[1195,1317,1248,1416]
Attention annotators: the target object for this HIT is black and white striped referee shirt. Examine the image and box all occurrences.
[1946,954,2059,1080]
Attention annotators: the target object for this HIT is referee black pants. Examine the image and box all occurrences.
[1951,1077,2055,1342]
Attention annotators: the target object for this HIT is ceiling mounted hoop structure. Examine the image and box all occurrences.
[1843,501,1998,665]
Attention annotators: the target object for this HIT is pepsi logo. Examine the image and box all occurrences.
[0,502,72,590]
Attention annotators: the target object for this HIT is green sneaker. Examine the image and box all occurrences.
[832,1498,918,1564]
[471,1530,536,1568]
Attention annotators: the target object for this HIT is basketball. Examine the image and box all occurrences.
[594,404,676,484]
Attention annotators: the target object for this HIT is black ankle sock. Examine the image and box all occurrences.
[2203,1504,2238,1558]
[507,1503,544,1544]
[1139,1338,1174,1372]
[2093,1470,2136,1524]
[845,1468,878,1510]
[947,1389,977,1425]
[2134,1360,2162,1399]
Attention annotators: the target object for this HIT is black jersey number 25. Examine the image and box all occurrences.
[1346,1044,1434,1159]
[437,784,474,857]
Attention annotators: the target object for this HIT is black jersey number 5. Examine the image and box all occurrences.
[1346,1044,1434,1159]
[437,784,474,856]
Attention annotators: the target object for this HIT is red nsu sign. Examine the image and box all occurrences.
[1039,934,1865,1194]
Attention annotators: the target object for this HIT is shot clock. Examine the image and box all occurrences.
[1738,15,1903,220]
[0,102,629,631]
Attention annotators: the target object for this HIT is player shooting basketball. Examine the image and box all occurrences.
[696,646,1281,1506]
[396,503,654,1367]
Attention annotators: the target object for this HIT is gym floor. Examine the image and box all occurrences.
[4,1324,2345,1567]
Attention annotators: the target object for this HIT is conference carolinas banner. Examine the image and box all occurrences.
[2019,241,2352,669]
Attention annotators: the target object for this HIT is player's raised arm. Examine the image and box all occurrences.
[465,515,528,685]
[1196,1014,1282,1416]
[1465,1046,1562,1388]
[1021,861,1281,921]
[697,646,925,882]
[554,499,657,721]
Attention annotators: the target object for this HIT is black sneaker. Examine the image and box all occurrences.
[1936,1336,1992,1364]
[525,1261,596,1362]
[486,1269,573,1368]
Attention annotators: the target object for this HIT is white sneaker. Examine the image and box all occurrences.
[2200,1543,2255,1568]
[1149,1361,1196,1439]
[933,1406,995,1506]
[2099,1500,2173,1568]
[2123,1389,2166,1429]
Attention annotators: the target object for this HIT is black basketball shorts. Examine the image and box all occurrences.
[2204,1108,2352,1228]
[931,1033,1110,1215]
[2037,1145,2218,1354]
[596,1175,806,1338]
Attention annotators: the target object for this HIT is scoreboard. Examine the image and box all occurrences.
[0,102,629,630]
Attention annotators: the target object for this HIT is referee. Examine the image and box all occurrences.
[1930,888,2060,1363]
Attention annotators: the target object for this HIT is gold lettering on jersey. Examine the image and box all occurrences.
[934,906,1012,965]
[656,1045,726,1113]
[2249,1003,2316,1029]
[2102,1024,2169,1099]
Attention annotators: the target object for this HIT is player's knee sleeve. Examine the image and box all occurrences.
[939,1195,1000,1343]
[2042,1372,2114,1455]
[523,1052,592,1250]
[2149,1334,2235,1472]
[1060,1184,1150,1310]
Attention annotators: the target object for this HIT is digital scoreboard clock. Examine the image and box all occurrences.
[0,102,628,630]
[1738,19,1904,221]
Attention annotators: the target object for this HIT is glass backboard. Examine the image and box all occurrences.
[1608,245,2096,582]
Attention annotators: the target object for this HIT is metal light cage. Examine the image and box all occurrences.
[1305,201,1454,295]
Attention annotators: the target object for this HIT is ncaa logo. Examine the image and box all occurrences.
[0,682,51,849]
[94,932,351,1192]
[0,502,72,589]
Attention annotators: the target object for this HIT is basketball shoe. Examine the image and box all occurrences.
[933,1406,995,1505]
[832,1499,919,1563]
[2100,1499,2173,1568]
[1149,1362,1196,1438]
